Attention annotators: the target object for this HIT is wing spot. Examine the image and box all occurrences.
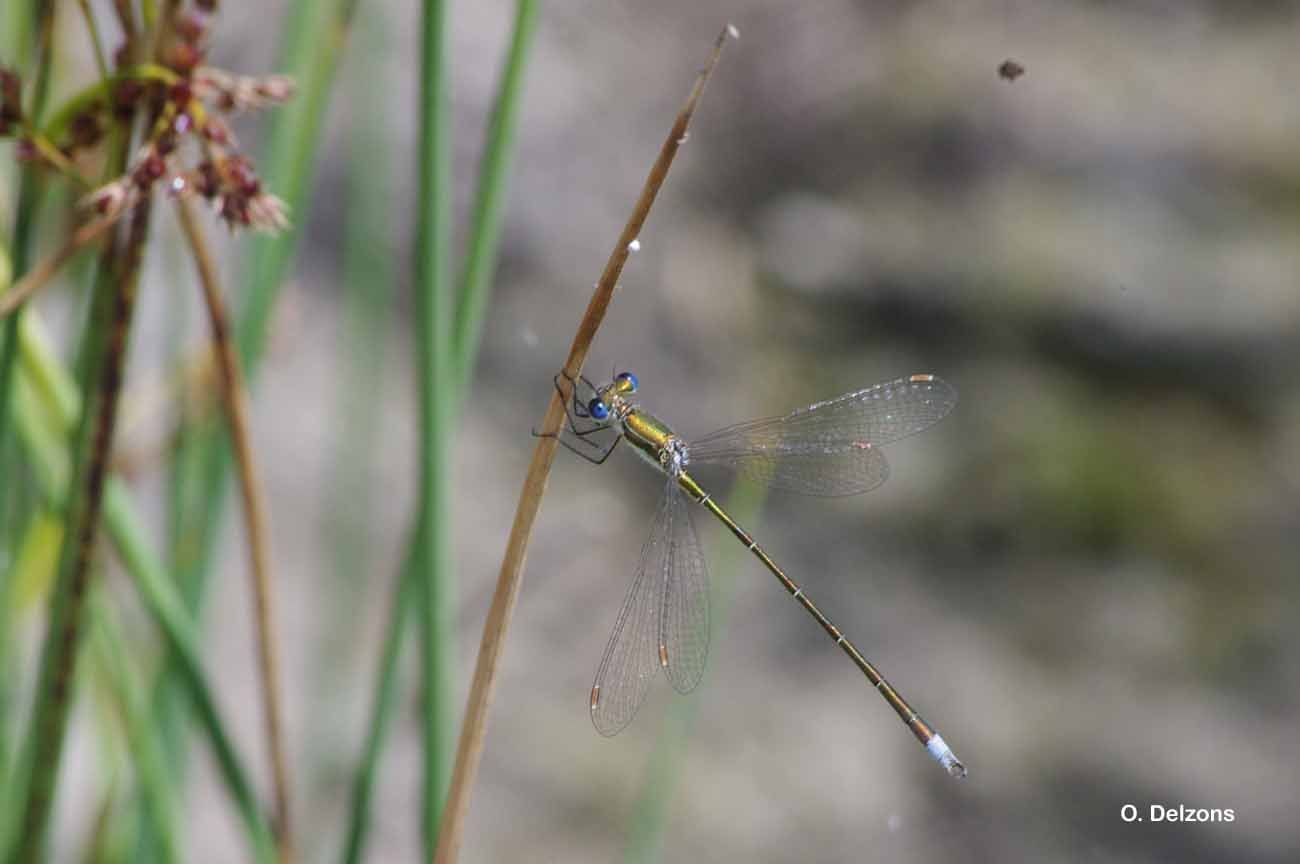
[591,685,601,710]
[658,644,669,668]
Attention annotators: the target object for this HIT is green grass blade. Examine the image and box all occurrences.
[340,549,416,864]
[239,0,354,373]
[0,0,55,591]
[452,0,538,389]
[325,7,401,861]
[341,2,539,857]
[0,175,44,555]
[414,0,456,854]
[88,595,182,864]
[103,482,277,864]
[0,242,19,814]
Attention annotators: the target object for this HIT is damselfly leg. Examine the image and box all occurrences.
[531,370,622,463]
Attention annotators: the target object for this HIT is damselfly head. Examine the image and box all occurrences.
[586,371,637,424]
[613,371,638,394]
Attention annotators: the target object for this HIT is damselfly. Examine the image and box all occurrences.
[550,370,965,778]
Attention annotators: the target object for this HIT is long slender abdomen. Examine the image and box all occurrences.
[675,471,966,778]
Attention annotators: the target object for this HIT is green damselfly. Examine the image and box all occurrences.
[551,370,965,778]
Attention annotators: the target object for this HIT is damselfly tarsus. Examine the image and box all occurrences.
[550,370,965,778]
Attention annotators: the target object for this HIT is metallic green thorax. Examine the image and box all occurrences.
[619,408,680,472]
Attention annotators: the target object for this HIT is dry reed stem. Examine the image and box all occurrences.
[175,196,294,863]
[0,214,119,318]
[430,25,734,864]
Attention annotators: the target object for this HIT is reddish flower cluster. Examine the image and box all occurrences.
[0,2,292,233]
[192,152,288,232]
[83,81,289,233]
[73,5,293,233]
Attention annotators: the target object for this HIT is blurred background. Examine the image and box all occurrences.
[4,0,1299,861]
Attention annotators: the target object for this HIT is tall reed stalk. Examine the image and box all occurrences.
[8,186,153,864]
[433,26,736,864]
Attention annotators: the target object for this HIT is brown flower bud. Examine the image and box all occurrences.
[155,130,178,155]
[168,42,204,74]
[223,155,259,196]
[220,194,249,226]
[113,79,143,117]
[195,160,220,197]
[69,112,103,149]
[0,66,22,132]
[200,115,233,146]
[0,66,21,110]
[132,152,166,188]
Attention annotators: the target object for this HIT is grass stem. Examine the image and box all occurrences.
[452,0,538,390]
[7,190,152,864]
[414,0,455,856]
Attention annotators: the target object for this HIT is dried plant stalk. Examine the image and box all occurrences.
[0,214,118,319]
[175,196,294,862]
[430,25,735,864]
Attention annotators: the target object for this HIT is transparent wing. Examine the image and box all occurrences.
[591,479,710,735]
[718,443,891,497]
[687,375,955,497]
[660,482,709,695]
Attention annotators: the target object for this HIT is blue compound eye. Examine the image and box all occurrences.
[588,398,610,421]
[616,371,638,393]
